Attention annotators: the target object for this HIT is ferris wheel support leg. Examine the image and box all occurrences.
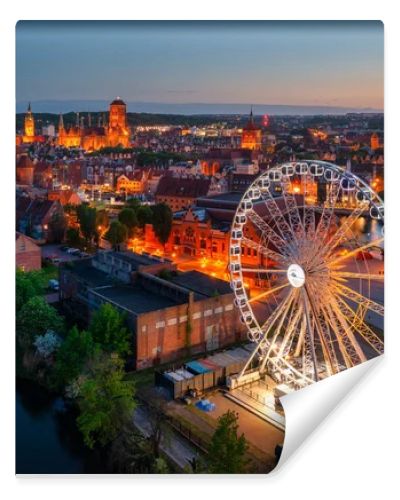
[238,342,261,379]
[302,288,319,382]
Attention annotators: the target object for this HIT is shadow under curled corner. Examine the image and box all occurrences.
[272,356,383,473]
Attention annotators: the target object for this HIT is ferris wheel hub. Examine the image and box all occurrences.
[287,264,306,288]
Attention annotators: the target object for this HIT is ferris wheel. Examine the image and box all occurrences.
[229,160,384,389]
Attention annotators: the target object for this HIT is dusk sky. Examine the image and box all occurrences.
[16,21,383,112]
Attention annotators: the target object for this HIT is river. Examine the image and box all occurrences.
[16,378,108,474]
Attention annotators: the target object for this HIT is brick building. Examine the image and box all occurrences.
[16,232,41,271]
[155,175,211,212]
[59,251,245,369]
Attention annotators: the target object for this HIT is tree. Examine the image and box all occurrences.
[48,212,67,243]
[77,203,97,244]
[151,203,172,248]
[118,208,138,237]
[65,227,81,247]
[125,197,141,211]
[77,354,136,449]
[34,330,62,358]
[89,303,131,356]
[54,326,97,387]
[105,221,128,250]
[95,209,110,237]
[16,268,44,312]
[17,296,65,349]
[109,421,170,474]
[136,205,153,228]
[207,410,248,474]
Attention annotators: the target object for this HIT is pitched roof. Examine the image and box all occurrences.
[156,176,211,199]
[16,196,61,226]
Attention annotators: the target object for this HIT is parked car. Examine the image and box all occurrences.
[66,248,80,255]
[48,279,59,291]
[60,246,70,252]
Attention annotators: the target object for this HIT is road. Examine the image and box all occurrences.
[133,406,200,471]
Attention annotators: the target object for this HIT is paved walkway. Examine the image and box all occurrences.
[133,406,199,471]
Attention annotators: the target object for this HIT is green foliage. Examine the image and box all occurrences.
[207,410,248,474]
[151,203,172,247]
[125,198,141,211]
[65,227,82,247]
[17,296,65,349]
[77,203,97,243]
[77,354,136,449]
[89,303,131,356]
[105,221,128,249]
[54,326,97,387]
[118,208,138,236]
[136,205,153,228]
[16,268,44,312]
[95,209,110,232]
[49,212,67,243]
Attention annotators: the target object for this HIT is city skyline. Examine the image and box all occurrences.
[16,21,383,112]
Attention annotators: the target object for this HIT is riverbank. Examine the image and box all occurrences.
[16,378,108,474]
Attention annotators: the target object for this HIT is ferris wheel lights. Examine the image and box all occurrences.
[309,163,324,176]
[230,245,241,256]
[230,262,241,272]
[324,168,340,182]
[235,214,247,224]
[231,230,243,240]
[295,162,309,175]
[241,200,253,211]
[259,177,270,189]
[356,188,373,202]
[268,169,282,181]
[250,188,261,199]
[370,205,384,220]
[340,177,356,191]
[282,164,295,176]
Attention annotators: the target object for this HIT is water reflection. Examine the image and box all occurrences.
[16,378,108,474]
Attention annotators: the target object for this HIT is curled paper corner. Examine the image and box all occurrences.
[273,355,383,473]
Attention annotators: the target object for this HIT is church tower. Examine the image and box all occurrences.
[107,97,130,147]
[371,132,380,150]
[241,107,262,150]
[24,102,35,139]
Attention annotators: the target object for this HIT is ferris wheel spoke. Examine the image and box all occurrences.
[241,236,287,263]
[239,290,294,377]
[306,285,340,376]
[248,282,290,304]
[260,291,297,371]
[323,205,365,259]
[277,302,304,358]
[323,298,366,368]
[258,193,299,252]
[247,210,293,257]
[334,283,384,316]
[281,175,306,241]
[326,293,368,363]
[241,267,288,274]
[334,295,384,355]
[332,271,383,281]
[327,237,384,267]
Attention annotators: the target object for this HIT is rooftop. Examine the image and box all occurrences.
[111,251,167,269]
[170,270,231,298]
[92,284,184,315]
[62,259,114,288]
